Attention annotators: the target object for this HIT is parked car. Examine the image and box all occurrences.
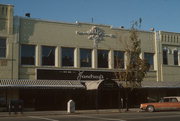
[140,96,180,112]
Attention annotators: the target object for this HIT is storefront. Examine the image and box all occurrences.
[0,69,122,111]
[0,79,85,111]
[141,80,180,102]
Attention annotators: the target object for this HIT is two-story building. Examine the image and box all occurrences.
[1,4,180,110]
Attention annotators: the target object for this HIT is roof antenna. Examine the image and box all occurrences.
[91,17,94,23]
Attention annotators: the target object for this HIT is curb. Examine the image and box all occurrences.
[0,109,140,117]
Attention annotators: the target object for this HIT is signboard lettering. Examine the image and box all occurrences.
[37,69,115,81]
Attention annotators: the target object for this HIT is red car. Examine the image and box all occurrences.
[140,96,180,112]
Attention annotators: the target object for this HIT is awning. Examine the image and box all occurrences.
[0,79,85,89]
[85,80,103,90]
[84,79,119,90]
[141,80,180,88]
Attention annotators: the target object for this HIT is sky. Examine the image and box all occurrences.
[1,0,180,32]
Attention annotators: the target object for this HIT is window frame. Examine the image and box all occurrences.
[114,50,125,69]
[80,48,92,68]
[41,45,56,66]
[97,49,109,68]
[163,48,168,65]
[21,44,36,66]
[173,50,179,65]
[61,47,75,67]
[144,52,154,70]
[0,37,6,58]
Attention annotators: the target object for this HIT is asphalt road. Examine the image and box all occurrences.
[1,111,180,121]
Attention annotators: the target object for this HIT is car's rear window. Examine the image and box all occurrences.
[171,98,178,102]
[163,98,178,102]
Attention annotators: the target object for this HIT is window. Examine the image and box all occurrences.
[144,53,154,70]
[21,44,35,65]
[42,46,55,66]
[98,50,109,68]
[171,98,178,102]
[62,47,74,67]
[173,50,178,65]
[1,6,7,16]
[163,98,170,102]
[129,52,138,65]
[114,51,124,68]
[80,49,92,67]
[0,38,6,58]
[2,7,4,15]
[163,48,168,65]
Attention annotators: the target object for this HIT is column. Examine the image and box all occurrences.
[74,48,80,68]
[55,46,60,67]
[36,45,41,66]
[92,49,97,68]
[109,50,114,69]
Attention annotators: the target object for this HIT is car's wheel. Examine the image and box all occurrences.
[146,105,155,112]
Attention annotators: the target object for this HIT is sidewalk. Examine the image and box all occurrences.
[0,108,140,117]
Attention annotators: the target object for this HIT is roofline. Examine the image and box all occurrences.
[158,30,180,34]
[15,16,153,33]
[0,4,14,7]
[16,16,113,27]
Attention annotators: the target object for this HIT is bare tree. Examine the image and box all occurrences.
[115,19,150,111]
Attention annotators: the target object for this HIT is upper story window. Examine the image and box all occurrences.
[80,48,92,67]
[0,38,6,58]
[163,48,168,65]
[61,47,74,67]
[42,46,55,66]
[97,50,109,68]
[173,50,178,65]
[21,44,35,65]
[114,51,124,68]
[1,6,7,16]
[144,53,154,70]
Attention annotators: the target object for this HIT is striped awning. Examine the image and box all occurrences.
[141,80,180,88]
[0,79,85,89]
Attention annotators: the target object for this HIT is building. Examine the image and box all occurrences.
[0,4,180,111]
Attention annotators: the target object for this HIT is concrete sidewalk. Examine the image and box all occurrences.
[0,108,140,117]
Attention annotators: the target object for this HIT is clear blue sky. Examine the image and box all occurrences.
[1,0,180,32]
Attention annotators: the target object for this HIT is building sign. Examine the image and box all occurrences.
[77,71,104,81]
[37,69,115,81]
[76,26,115,48]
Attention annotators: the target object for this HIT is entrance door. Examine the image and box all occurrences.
[98,89,119,109]
[97,79,120,109]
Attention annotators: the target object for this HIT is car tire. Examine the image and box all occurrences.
[146,105,155,112]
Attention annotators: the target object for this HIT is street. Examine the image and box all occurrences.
[1,111,180,121]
